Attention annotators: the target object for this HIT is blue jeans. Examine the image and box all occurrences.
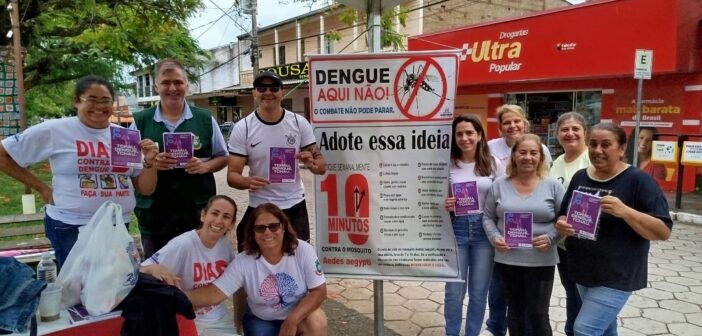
[557,247,581,336]
[574,285,631,336]
[444,214,494,336]
[243,308,283,336]
[44,215,80,271]
[486,270,507,335]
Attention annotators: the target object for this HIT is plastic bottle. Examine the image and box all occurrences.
[37,252,57,283]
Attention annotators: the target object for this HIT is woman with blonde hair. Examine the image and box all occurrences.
[483,134,564,336]
[483,104,553,336]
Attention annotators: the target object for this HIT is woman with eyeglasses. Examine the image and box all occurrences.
[187,202,328,336]
[0,75,158,268]
[140,195,239,336]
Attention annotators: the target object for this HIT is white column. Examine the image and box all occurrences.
[296,21,302,62]
[274,29,280,65]
[320,15,325,54]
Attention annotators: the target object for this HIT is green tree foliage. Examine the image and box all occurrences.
[0,0,210,117]
[335,5,408,50]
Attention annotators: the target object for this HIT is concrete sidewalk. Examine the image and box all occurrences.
[215,169,702,336]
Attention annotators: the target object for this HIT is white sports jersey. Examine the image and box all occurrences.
[228,110,316,209]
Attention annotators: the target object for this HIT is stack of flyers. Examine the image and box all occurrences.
[66,304,121,325]
[565,190,602,240]
[269,147,296,183]
[163,132,194,168]
[110,126,142,168]
[504,212,533,248]
[452,181,480,216]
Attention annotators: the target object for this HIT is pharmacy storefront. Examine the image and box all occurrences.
[409,0,702,192]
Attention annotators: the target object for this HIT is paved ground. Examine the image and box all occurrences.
[214,169,702,336]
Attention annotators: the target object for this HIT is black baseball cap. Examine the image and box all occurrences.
[253,71,283,87]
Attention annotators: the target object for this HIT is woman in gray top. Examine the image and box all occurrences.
[483,134,565,336]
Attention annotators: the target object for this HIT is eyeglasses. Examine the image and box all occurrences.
[253,222,282,234]
[79,97,114,106]
[254,85,281,93]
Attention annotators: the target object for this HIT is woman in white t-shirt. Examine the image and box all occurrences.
[140,195,239,336]
[186,203,327,336]
[0,75,158,269]
[488,104,553,166]
[443,115,504,336]
[549,112,590,336]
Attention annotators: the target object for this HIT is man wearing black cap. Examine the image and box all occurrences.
[227,71,326,250]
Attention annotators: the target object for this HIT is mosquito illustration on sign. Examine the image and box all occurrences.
[393,57,449,121]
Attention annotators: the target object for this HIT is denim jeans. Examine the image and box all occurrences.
[557,247,582,336]
[43,214,80,270]
[496,263,555,336]
[242,308,283,336]
[486,270,507,336]
[574,285,631,336]
[0,257,46,333]
[444,213,494,336]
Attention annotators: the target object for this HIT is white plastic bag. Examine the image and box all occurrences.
[57,201,140,316]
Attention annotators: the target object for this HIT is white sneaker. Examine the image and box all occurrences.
[479,330,496,336]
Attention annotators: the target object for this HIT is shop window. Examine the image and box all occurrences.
[505,91,601,157]
[278,45,286,65]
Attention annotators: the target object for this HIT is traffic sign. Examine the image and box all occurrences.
[634,49,653,79]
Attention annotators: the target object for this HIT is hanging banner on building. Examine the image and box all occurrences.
[309,51,460,280]
[0,63,20,137]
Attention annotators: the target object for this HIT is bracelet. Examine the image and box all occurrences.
[143,159,154,168]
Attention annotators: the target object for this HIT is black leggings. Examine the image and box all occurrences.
[495,263,555,336]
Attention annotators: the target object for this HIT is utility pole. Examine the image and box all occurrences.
[247,0,259,74]
[8,0,33,210]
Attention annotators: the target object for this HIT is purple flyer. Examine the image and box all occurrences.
[110,126,142,168]
[565,190,602,240]
[269,147,296,183]
[504,212,533,248]
[452,181,480,216]
[163,132,193,168]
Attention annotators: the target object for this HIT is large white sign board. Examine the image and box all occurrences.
[309,52,460,280]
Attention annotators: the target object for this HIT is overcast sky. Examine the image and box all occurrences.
[190,0,587,50]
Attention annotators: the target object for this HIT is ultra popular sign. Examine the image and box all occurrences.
[309,53,458,123]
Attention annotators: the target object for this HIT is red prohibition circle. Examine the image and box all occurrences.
[393,57,448,121]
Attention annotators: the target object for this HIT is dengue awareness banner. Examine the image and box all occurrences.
[309,51,460,279]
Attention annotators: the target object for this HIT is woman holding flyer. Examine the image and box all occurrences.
[549,112,590,336]
[555,123,672,336]
[141,195,239,336]
[443,115,504,336]
[483,134,564,336]
[0,75,158,269]
[485,104,553,336]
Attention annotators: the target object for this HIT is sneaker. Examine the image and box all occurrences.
[479,330,496,336]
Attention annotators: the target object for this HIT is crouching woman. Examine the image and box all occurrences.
[186,203,328,336]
